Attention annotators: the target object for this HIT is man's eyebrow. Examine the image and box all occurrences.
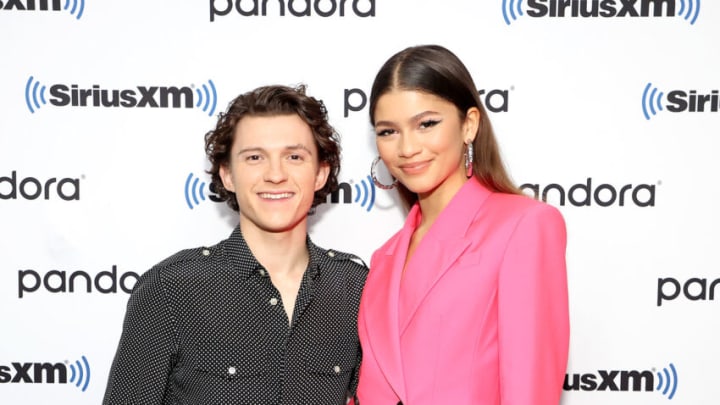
[236,144,313,155]
[236,146,264,155]
[285,144,314,155]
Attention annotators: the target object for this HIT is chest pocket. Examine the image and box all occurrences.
[191,342,270,379]
[302,341,358,376]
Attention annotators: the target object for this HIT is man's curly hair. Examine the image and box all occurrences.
[204,84,341,212]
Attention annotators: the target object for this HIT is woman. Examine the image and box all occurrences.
[356,45,569,404]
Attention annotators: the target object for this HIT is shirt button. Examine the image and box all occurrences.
[333,365,341,374]
[258,269,266,276]
[269,297,278,306]
[327,251,335,258]
[228,366,236,375]
[202,249,210,256]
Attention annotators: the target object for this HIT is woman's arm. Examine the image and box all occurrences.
[497,203,570,405]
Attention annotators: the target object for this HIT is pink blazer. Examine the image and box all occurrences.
[356,179,569,405]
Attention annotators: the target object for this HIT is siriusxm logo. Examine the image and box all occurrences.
[343,87,511,118]
[0,170,80,201]
[502,0,700,25]
[184,173,223,209]
[24,76,218,116]
[328,175,376,212]
[210,0,376,21]
[0,355,91,392]
[0,0,84,20]
[564,363,678,399]
[18,265,140,298]
[520,178,656,207]
[642,82,718,120]
[657,276,719,306]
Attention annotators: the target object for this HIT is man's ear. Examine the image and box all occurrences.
[219,164,235,192]
[315,162,330,191]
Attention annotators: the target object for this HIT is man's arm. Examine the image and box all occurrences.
[103,269,177,405]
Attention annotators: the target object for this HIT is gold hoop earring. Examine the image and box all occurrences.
[371,156,398,190]
[465,141,474,178]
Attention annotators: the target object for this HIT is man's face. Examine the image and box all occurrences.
[220,114,329,234]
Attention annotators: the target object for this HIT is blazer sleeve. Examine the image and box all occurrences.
[102,269,177,405]
[497,203,569,405]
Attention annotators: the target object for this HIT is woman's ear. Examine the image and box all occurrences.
[463,107,481,142]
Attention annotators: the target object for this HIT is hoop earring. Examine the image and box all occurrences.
[371,156,398,190]
[465,141,474,178]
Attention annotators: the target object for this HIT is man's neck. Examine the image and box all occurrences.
[239,219,310,277]
[239,218,310,325]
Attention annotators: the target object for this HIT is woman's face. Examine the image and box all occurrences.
[373,89,478,202]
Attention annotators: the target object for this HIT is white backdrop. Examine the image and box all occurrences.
[1,1,718,404]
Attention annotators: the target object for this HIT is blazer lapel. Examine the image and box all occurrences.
[361,215,414,401]
[398,237,471,334]
[399,178,491,334]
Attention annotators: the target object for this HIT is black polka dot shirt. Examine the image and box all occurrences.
[102,226,368,405]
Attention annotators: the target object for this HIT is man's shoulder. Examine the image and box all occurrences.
[155,245,219,269]
[142,238,228,279]
[310,242,368,274]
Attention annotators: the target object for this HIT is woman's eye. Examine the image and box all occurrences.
[376,128,395,137]
[419,119,440,129]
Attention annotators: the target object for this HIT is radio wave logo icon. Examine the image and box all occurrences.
[184,172,210,209]
[656,363,678,400]
[642,82,665,120]
[679,0,701,25]
[501,0,524,25]
[68,355,91,392]
[194,80,218,117]
[354,175,376,212]
[64,0,86,20]
[25,76,47,114]
[329,176,376,212]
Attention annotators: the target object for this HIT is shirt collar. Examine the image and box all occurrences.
[225,225,321,280]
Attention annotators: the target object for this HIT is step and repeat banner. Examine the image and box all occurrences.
[1,1,718,404]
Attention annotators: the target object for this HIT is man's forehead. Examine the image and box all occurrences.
[238,113,307,127]
[232,115,317,153]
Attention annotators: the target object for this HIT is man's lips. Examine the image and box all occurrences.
[257,192,294,200]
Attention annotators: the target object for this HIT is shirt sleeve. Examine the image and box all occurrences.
[347,259,368,405]
[348,344,362,403]
[497,203,570,405]
[102,268,177,405]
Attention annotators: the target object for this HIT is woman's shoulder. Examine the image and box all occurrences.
[478,191,565,232]
[488,191,561,215]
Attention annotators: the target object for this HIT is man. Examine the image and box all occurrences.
[103,85,367,404]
